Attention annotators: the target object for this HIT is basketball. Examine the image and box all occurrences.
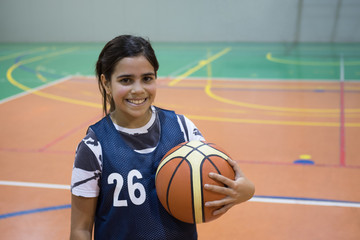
[155,140,235,224]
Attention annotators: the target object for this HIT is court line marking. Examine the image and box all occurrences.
[6,49,102,108]
[0,181,70,190]
[266,52,360,66]
[1,180,359,220]
[164,76,360,82]
[168,47,231,86]
[339,55,346,166]
[186,114,360,127]
[2,195,359,220]
[204,83,360,113]
[203,60,357,122]
[166,52,360,113]
[5,49,359,125]
[15,54,64,81]
[0,76,72,105]
[38,113,103,152]
[4,74,360,127]
[164,81,360,91]
[251,195,360,208]
[6,70,358,127]
[0,47,48,62]
[0,204,71,220]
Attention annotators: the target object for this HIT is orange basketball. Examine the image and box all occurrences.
[155,140,235,224]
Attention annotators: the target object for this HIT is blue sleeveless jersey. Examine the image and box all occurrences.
[90,108,197,240]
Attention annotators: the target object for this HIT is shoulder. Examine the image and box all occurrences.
[176,114,205,142]
[153,106,204,141]
[78,128,102,166]
[71,128,102,197]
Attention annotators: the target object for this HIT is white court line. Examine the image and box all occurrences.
[0,76,72,104]
[250,196,360,208]
[1,180,360,208]
[0,180,70,190]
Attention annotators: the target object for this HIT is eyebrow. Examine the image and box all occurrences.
[116,72,155,79]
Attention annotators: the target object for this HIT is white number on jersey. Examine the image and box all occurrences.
[108,170,146,207]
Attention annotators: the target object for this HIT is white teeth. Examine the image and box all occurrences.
[128,99,146,105]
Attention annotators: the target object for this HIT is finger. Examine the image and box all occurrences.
[205,199,225,208]
[204,183,234,196]
[212,203,234,216]
[208,172,235,188]
[227,158,244,179]
[204,196,233,208]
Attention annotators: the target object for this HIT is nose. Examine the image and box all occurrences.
[131,80,145,94]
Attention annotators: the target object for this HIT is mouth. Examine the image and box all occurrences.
[126,98,147,105]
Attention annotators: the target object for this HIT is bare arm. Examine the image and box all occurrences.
[70,195,98,240]
[204,158,255,216]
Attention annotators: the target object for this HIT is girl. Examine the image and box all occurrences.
[70,35,255,240]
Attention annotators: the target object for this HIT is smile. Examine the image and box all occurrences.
[127,98,147,105]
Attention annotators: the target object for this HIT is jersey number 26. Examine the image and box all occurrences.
[108,170,146,207]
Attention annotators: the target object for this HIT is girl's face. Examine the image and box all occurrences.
[102,55,157,128]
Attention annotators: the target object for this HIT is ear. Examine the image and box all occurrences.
[101,74,111,94]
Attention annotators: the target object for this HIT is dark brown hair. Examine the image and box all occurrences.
[95,35,159,114]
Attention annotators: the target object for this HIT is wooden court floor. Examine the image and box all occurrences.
[0,75,359,240]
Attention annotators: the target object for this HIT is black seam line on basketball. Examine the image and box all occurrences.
[166,157,186,216]
[164,142,212,222]
[200,159,206,223]
[186,142,218,222]
[205,155,222,174]
[200,155,226,222]
[208,143,229,157]
[208,143,228,156]
[182,143,207,223]
[184,158,196,223]
[194,143,212,159]
[156,144,188,173]
[206,155,231,188]
[185,142,208,153]
[178,142,206,162]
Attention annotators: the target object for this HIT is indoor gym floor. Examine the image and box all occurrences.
[0,42,359,239]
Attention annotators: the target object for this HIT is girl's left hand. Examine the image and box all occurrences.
[204,158,255,216]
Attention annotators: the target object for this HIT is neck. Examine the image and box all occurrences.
[110,108,152,129]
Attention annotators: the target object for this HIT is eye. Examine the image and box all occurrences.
[143,76,155,83]
[119,78,132,85]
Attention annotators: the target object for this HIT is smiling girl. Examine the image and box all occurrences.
[70,35,254,240]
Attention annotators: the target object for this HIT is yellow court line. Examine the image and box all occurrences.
[264,111,360,118]
[187,114,360,127]
[35,65,49,82]
[36,72,47,82]
[200,53,358,125]
[6,48,102,109]
[213,108,247,114]
[206,49,213,81]
[201,50,360,123]
[0,47,48,62]
[6,47,360,127]
[266,52,360,66]
[204,83,360,113]
[203,53,360,114]
[164,81,360,91]
[168,47,231,86]
[206,83,360,91]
